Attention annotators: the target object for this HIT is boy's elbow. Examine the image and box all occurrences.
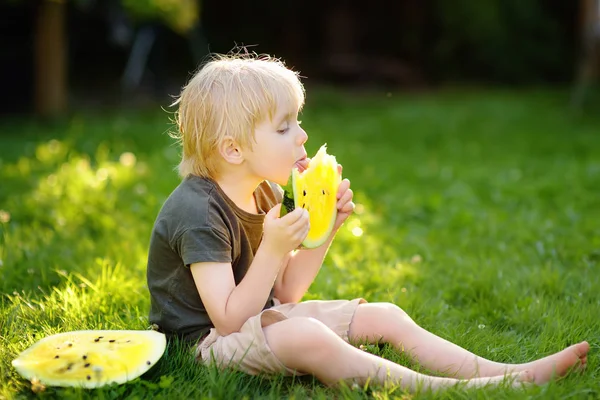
[274,287,301,304]
[273,282,285,301]
[213,312,246,336]
[213,319,242,336]
[215,326,236,336]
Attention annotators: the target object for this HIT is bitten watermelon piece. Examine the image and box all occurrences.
[281,144,341,248]
[11,330,166,388]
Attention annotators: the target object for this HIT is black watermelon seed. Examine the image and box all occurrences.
[302,203,305,208]
[146,361,151,365]
[84,363,91,368]
[83,355,87,360]
[68,343,73,347]
[109,339,115,343]
[322,190,325,194]
[94,338,100,342]
[303,190,306,196]
[126,340,131,343]
[54,355,59,359]
[66,363,74,370]
[87,375,91,380]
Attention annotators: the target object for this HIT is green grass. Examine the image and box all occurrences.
[1,87,599,399]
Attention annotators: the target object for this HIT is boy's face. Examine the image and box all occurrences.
[244,106,308,186]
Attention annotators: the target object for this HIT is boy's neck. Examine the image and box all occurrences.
[214,172,260,214]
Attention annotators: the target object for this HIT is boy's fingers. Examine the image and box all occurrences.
[281,206,305,224]
[267,203,282,219]
[302,224,310,240]
[295,207,308,222]
[340,201,355,213]
[337,188,353,208]
[289,209,310,231]
[337,179,351,199]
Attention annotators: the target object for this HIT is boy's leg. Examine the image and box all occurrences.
[263,316,532,391]
[348,303,589,383]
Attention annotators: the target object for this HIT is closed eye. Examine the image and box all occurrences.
[277,121,290,134]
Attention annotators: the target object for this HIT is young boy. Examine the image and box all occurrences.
[146,54,589,392]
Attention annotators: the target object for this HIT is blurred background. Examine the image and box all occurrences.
[1,0,599,117]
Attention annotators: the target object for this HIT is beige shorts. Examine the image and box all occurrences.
[196,298,366,376]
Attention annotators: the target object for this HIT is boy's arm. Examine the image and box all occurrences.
[191,205,309,335]
[191,245,286,336]
[274,235,335,303]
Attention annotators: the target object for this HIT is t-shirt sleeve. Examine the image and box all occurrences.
[177,226,232,267]
[268,181,284,203]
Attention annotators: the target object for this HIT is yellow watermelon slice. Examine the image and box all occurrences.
[281,144,341,248]
[11,330,166,388]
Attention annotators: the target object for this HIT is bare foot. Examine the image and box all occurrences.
[521,341,589,384]
[464,370,534,389]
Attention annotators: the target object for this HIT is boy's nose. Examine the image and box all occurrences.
[297,128,308,145]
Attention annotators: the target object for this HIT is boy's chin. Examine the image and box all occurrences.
[275,176,289,186]
[271,173,291,187]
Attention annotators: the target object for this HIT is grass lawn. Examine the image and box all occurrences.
[1,87,599,399]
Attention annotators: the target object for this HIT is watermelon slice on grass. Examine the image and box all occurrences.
[12,330,166,389]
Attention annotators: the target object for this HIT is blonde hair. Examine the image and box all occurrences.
[172,53,305,179]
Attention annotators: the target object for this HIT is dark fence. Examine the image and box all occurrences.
[0,1,588,115]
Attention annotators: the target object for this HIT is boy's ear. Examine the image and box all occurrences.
[218,136,244,165]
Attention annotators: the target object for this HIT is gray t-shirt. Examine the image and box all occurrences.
[146,175,283,343]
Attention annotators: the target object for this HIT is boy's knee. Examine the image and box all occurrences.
[263,317,353,380]
[365,302,410,320]
[385,303,410,319]
[291,317,335,341]
[265,317,342,370]
[285,317,341,354]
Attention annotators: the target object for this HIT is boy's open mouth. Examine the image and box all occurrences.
[295,156,309,173]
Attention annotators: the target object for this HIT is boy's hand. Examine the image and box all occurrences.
[263,204,309,256]
[333,164,354,231]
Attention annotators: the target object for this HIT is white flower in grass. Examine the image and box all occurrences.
[411,254,422,263]
[0,210,10,223]
[119,152,137,167]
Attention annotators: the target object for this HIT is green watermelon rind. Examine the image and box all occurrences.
[279,189,295,218]
[11,329,166,389]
